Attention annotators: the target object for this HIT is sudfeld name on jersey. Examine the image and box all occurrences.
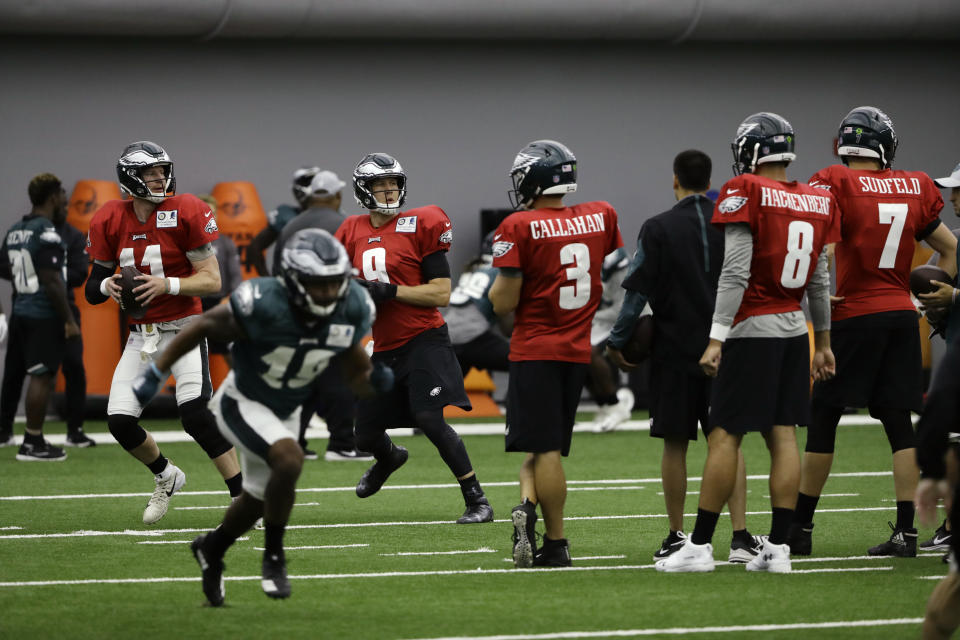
[529,212,606,240]
[760,187,831,215]
[857,176,921,196]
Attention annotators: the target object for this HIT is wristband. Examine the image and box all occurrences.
[166,277,181,295]
[709,322,731,343]
[953,288,959,304]
[100,277,111,296]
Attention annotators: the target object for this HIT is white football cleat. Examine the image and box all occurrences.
[655,539,715,573]
[746,538,792,573]
[597,387,634,432]
[143,464,186,525]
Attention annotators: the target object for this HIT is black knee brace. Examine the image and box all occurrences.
[179,398,233,459]
[107,414,149,451]
[869,406,915,453]
[804,400,844,454]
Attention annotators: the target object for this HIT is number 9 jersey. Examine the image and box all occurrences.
[808,164,944,321]
[492,201,623,363]
[713,174,841,326]
[87,194,219,323]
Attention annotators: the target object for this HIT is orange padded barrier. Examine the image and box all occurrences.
[66,179,120,234]
[209,182,268,281]
[444,367,501,418]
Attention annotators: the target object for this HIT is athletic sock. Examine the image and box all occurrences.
[458,474,485,504]
[769,507,794,545]
[731,528,750,542]
[691,508,720,545]
[896,500,915,530]
[264,523,285,557]
[596,393,618,406]
[203,525,237,559]
[147,454,169,475]
[793,492,819,525]
[23,432,44,446]
[225,472,243,498]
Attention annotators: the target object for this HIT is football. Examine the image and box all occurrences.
[621,314,654,364]
[119,265,148,319]
[909,264,952,296]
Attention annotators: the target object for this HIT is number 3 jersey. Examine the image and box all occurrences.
[808,164,944,321]
[713,174,841,325]
[229,277,374,419]
[493,201,624,363]
[87,194,219,323]
[335,205,451,351]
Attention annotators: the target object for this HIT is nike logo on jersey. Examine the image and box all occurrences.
[445,222,451,227]
[726,188,740,194]
[204,210,213,218]
[494,234,502,240]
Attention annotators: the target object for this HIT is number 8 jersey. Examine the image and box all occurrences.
[808,164,944,321]
[87,194,219,323]
[713,174,841,326]
[492,201,623,363]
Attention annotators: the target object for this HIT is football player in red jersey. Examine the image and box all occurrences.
[334,152,493,524]
[657,113,840,574]
[489,140,624,568]
[84,141,242,525]
[790,107,959,558]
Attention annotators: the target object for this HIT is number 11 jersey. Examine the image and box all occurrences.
[492,201,623,363]
[808,164,944,321]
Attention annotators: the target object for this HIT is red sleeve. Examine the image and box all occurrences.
[808,167,836,191]
[86,204,117,262]
[713,175,752,225]
[333,217,350,247]
[416,206,452,256]
[179,194,218,251]
[825,192,843,244]
[491,214,523,270]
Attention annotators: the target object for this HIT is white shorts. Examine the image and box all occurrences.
[107,321,209,416]
[209,372,300,501]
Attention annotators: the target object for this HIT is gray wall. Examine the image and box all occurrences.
[0,36,957,384]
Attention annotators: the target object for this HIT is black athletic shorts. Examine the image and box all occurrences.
[812,311,922,412]
[709,334,811,434]
[356,325,470,430]
[649,359,712,441]
[12,314,66,377]
[505,360,587,456]
[453,330,510,374]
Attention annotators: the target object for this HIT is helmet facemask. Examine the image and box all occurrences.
[280,229,352,321]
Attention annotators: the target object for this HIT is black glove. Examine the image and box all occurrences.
[357,278,398,303]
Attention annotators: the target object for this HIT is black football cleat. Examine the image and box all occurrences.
[867,522,917,557]
[457,498,494,524]
[356,445,409,498]
[191,534,225,607]
[261,551,291,600]
[511,499,538,568]
[533,537,572,567]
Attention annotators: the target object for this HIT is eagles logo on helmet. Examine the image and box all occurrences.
[731,112,796,176]
[353,153,407,215]
[280,228,352,321]
[508,140,578,210]
[116,141,175,204]
[836,106,898,168]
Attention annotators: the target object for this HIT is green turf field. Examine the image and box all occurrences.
[0,414,949,639]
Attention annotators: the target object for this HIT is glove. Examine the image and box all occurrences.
[369,361,395,393]
[132,361,167,406]
[357,279,398,303]
[0,313,7,345]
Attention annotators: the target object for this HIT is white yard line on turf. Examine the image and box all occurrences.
[0,508,908,540]
[381,547,497,556]
[0,471,893,502]
[16,413,906,447]
[402,617,923,640]
[254,544,369,550]
[0,556,902,588]
[175,502,321,511]
[138,537,249,545]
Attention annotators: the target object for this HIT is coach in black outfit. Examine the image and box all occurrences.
[606,150,758,563]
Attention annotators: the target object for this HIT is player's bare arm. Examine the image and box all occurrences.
[338,342,376,397]
[489,269,522,316]
[133,251,222,304]
[926,223,959,278]
[152,304,244,372]
[37,267,81,339]
[396,277,451,308]
[699,339,723,377]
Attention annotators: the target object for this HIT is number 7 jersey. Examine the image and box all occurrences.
[492,201,623,363]
[713,174,841,325]
[808,164,944,321]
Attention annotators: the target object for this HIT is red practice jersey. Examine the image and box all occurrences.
[87,194,219,323]
[493,201,623,363]
[335,205,451,351]
[809,165,944,321]
[713,174,841,325]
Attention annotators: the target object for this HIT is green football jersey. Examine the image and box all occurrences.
[2,215,66,319]
[229,277,374,418]
[267,204,300,234]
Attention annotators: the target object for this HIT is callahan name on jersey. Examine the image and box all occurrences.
[529,212,607,240]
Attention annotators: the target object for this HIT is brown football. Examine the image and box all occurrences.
[909,265,952,296]
[119,265,148,319]
[621,314,654,364]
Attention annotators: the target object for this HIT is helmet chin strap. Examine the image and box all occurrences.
[749,142,760,173]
